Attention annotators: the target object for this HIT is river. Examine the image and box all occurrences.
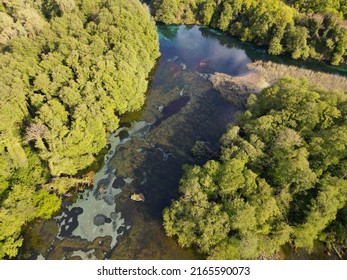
[19,25,347,260]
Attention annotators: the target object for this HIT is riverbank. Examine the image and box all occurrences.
[152,0,347,65]
[211,61,347,107]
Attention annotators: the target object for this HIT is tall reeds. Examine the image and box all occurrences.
[248,61,347,92]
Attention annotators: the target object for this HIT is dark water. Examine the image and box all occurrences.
[19,25,347,260]
[151,96,190,128]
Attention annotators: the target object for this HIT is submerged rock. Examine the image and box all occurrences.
[93,214,105,226]
[93,214,112,226]
[130,193,145,202]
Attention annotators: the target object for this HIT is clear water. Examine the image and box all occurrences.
[19,25,347,260]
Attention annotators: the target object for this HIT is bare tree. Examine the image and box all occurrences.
[24,123,46,144]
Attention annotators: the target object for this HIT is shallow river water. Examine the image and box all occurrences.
[19,25,347,260]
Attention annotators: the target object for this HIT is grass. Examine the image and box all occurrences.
[248,61,347,92]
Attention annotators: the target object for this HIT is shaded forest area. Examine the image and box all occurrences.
[152,0,347,65]
[0,0,159,258]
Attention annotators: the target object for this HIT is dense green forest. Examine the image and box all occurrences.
[286,0,347,19]
[152,0,347,65]
[164,78,347,259]
[0,0,159,258]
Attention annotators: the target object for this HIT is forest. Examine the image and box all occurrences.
[286,0,347,19]
[164,78,347,259]
[1,0,347,260]
[0,0,159,258]
[152,0,347,65]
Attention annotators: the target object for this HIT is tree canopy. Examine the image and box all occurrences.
[286,0,347,19]
[164,78,347,259]
[0,0,159,258]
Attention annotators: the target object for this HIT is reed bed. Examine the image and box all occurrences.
[248,61,347,92]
